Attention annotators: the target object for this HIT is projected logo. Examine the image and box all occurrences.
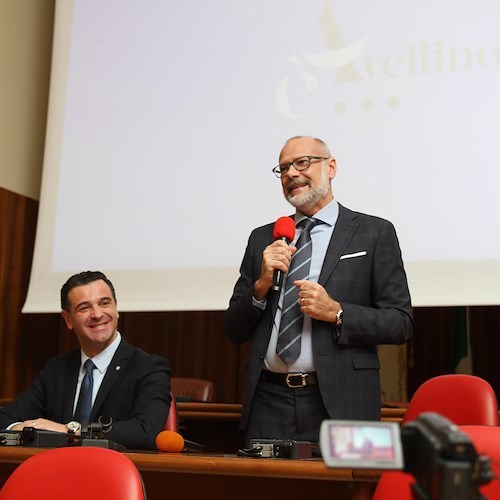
[275,4,372,119]
[275,4,500,119]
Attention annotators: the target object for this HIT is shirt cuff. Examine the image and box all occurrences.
[252,296,266,310]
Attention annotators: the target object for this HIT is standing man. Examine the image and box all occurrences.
[225,136,412,445]
[0,271,171,449]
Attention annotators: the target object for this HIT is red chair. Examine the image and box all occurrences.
[164,390,178,431]
[402,374,499,425]
[0,446,145,500]
[373,375,499,499]
[171,377,214,402]
[460,425,500,498]
[372,470,416,500]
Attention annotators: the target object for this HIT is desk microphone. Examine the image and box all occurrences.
[272,216,296,292]
[156,430,204,453]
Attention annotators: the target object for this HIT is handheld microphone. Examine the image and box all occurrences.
[155,430,204,453]
[272,216,296,292]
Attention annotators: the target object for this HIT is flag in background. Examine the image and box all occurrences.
[449,306,471,374]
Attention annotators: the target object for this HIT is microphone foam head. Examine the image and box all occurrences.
[273,216,295,242]
[156,430,185,452]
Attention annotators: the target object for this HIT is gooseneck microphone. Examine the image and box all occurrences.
[272,216,296,292]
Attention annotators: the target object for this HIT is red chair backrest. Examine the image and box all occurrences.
[374,425,500,500]
[0,447,145,500]
[171,377,214,402]
[164,390,178,431]
[403,374,499,425]
[372,470,415,500]
[460,425,500,498]
[373,375,499,500]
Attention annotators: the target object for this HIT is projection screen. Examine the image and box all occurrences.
[23,0,500,312]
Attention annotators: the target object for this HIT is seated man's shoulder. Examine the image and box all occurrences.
[39,349,80,373]
[122,342,170,370]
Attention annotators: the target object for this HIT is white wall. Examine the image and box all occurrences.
[0,0,54,200]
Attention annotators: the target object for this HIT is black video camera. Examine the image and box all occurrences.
[402,412,493,500]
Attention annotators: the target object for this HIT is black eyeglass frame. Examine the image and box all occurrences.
[272,155,329,178]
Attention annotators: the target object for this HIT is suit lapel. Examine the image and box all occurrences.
[64,351,82,422]
[90,339,131,421]
[319,204,358,285]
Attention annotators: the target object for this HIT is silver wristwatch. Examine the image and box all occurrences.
[336,308,344,327]
[66,421,81,435]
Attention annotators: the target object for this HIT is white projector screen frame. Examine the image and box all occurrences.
[24,0,500,312]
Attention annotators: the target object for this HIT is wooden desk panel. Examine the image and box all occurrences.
[127,450,351,480]
[0,447,380,500]
[175,403,407,453]
[176,402,406,422]
[0,400,407,422]
[0,402,402,498]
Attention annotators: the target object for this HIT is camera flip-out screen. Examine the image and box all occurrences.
[320,420,404,470]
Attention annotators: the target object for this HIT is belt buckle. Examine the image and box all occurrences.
[286,373,307,388]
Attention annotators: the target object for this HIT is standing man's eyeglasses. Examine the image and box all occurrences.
[272,156,329,178]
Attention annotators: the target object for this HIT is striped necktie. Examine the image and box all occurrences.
[276,218,319,364]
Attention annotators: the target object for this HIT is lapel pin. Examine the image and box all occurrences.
[116,365,121,371]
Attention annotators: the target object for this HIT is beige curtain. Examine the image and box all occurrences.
[379,344,408,403]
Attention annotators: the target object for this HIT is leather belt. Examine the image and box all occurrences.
[261,370,318,388]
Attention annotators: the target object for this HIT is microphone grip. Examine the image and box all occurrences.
[272,269,284,292]
[272,237,289,292]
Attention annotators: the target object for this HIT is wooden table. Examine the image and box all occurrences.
[175,402,406,453]
[0,446,382,500]
[0,403,403,498]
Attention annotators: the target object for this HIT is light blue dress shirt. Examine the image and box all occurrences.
[263,199,339,373]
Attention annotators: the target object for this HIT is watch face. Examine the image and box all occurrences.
[337,309,343,325]
[67,421,80,433]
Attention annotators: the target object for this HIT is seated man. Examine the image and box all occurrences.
[0,271,171,449]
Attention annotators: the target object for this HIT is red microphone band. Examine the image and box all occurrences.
[273,216,295,242]
[272,216,296,293]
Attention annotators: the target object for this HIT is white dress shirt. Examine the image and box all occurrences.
[72,332,122,415]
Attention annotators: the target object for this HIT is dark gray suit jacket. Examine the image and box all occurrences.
[224,204,413,427]
[0,339,171,449]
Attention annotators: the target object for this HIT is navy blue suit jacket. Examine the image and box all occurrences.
[224,204,413,427]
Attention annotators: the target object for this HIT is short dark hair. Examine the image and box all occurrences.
[60,271,117,311]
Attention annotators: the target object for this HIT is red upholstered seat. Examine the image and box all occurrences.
[373,374,498,500]
[402,374,498,426]
[460,425,500,498]
[0,446,145,500]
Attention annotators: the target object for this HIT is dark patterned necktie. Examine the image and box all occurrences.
[74,359,95,422]
[277,218,319,364]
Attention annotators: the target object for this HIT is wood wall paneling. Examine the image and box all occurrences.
[2,187,500,407]
[120,311,242,403]
[0,187,58,396]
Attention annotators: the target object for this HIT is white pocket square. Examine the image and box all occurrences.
[339,251,367,260]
